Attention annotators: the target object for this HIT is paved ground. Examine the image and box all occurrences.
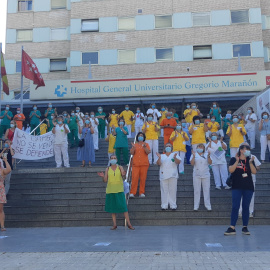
[0,226,270,269]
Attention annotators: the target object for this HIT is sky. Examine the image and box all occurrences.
[0,0,7,52]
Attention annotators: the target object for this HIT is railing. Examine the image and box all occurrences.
[11,85,30,100]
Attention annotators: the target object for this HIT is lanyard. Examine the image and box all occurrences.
[240,160,247,173]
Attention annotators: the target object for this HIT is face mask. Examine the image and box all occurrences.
[152,105,155,109]
[263,115,269,120]
[176,126,182,130]
[161,108,165,111]
[76,110,80,113]
[125,107,129,110]
[187,105,190,109]
[211,118,215,122]
[138,136,144,142]
[17,111,20,114]
[167,116,171,119]
[71,113,75,116]
[182,123,187,128]
[244,150,251,157]
[64,114,67,117]
[238,116,242,119]
[196,148,203,154]
[195,120,200,125]
[110,159,117,165]
[226,114,231,119]
[213,104,217,108]
[5,107,9,110]
[233,118,239,123]
[119,122,124,126]
[148,117,153,121]
[165,146,171,153]
[137,110,140,113]
[211,136,217,141]
[4,143,9,148]
[33,107,37,110]
[85,120,90,124]
[49,105,52,108]
[51,116,54,119]
[98,109,102,112]
[10,124,14,128]
[58,121,62,125]
[192,106,196,109]
[207,116,210,119]
[112,111,115,114]
[247,110,251,114]
[91,115,94,118]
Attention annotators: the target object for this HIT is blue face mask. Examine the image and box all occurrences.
[196,148,203,154]
[263,115,269,120]
[167,116,171,119]
[76,110,80,113]
[195,120,200,125]
[244,150,251,157]
[138,136,144,142]
[192,106,196,109]
[211,136,217,141]
[63,114,67,117]
[119,122,124,126]
[33,107,37,110]
[5,107,9,111]
[211,118,215,122]
[90,115,94,118]
[187,105,190,109]
[233,118,239,123]
[207,116,210,119]
[4,143,9,148]
[49,105,52,108]
[110,159,117,165]
[161,108,165,111]
[58,121,62,125]
[85,120,90,124]
[182,123,187,128]
[213,104,217,108]
[148,117,153,121]
[112,111,115,114]
[98,109,102,112]
[176,126,182,130]
[71,113,75,116]
[247,110,251,114]
[152,105,155,109]
[125,107,129,110]
[137,110,140,113]
[165,146,171,153]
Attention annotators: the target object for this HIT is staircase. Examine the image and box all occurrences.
[5,137,270,227]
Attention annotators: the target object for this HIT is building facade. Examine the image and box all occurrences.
[3,0,270,99]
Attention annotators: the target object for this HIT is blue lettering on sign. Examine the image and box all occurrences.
[222,80,258,88]
[134,83,182,91]
[103,85,132,92]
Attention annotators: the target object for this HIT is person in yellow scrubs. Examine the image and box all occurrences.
[119,105,134,138]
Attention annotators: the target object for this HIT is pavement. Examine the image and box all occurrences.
[0,226,270,270]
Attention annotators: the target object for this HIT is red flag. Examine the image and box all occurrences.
[1,51,9,95]
[22,49,45,89]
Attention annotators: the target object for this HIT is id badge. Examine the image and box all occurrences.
[242,173,248,178]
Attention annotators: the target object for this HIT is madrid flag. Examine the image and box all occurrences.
[1,51,9,95]
[22,49,45,89]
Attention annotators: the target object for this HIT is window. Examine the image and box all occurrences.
[192,12,210,26]
[50,59,67,71]
[16,61,21,73]
[155,15,172,29]
[51,0,66,9]
[233,44,251,57]
[51,28,67,40]
[118,17,135,31]
[81,19,99,32]
[193,45,212,60]
[82,52,98,65]
[231,10,249,24]
[156,48,173,61]
[118,50,136,64]
[18,0,32,11]
[17,30,33,42]
[266,16,270,29]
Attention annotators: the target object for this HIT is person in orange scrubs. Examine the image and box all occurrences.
[129,132,151,198]
[160,112,177,145]
[13,108,25,130]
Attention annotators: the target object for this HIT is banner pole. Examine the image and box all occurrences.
[20,46,24,113]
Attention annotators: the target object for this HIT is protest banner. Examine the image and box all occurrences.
[12,128,55,160]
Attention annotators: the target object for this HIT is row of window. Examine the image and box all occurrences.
[16,59,67,72]
[17,0,66,11]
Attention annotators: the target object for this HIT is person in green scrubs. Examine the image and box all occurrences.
[29,105,41,135]
[47,112,56,132]
[68,110,79,148]
[0,105,13,138]
[95,107,106,139]
[44,103,57,119]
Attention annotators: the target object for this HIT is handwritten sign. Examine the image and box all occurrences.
[13,128,55,160]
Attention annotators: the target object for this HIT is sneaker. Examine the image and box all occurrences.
[225,186,231,190]
[224,227,236,235]
[242,227,250,235]
[215,186,221,190]
[129,194,135,198]
[179,171,184,174]
[206,207,212,212]
[194,208,199,211]
[249,212,254,218]
[139,194,145,198]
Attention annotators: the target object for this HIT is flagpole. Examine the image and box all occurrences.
[0,43,2,113]
[20,46,24,113]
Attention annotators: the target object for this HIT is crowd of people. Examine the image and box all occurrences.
[0,101,269,233]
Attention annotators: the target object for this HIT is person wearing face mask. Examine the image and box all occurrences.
[190,144,212,211]
[77,118,95,167]
[156,143,181,210]
[0,139,14,196]
[89,111,99,151]
[95,107,106,139]
[44,103,57,119]
[206,133,229,190]
[159,106,167,137]
[160,112,177,145]
[129,132,150,198]
[39,118,48,135]
[181,119,192,165]
[206,115,224,141]
[0,105,13,138]
[29,105,41,135]
[224,145,257,236]
[13,108,25,130]
[4,120,16,141]
[238,113,245,125]
[170,123,189,174]
[259,112,270,162]
[0,157,12,232]
[62,111,69,125]
[52,115,70,168]
[142,114,160,165]
[244,107,257,149]
[22,122,31,134]
[189,115,208,152]
[75,107,84,128]
[171,108,179,123]
[183,104,192,125]
[105,126,116,165]
[133,107,144,135]
[108,109,119,132]
[97,155,134,230]
[204,114,211,125]
[47,113,57,132]
[184,103,200,126]
[226,115,247,158]
[146,103,161,123]
[112,119,129,165]
[209,102,222,125]
[119,105,134,139]
[68,110,79,148]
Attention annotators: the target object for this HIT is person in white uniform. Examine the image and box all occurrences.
[146,103,161,123]
[133,108,144,134]
[190,144,212,211]
[258,112,270,162]
[52,115,70,168]
[157,143,181,210]
[245,107,257,149]
[90,111,99,151]
[75,107,84,128]
[206,133,229,190]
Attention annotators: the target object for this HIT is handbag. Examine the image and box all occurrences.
[226,173,233,187]
[124,181,130,194]
[78,128,88,148]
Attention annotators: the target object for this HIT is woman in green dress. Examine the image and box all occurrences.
[97,155,134,230]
